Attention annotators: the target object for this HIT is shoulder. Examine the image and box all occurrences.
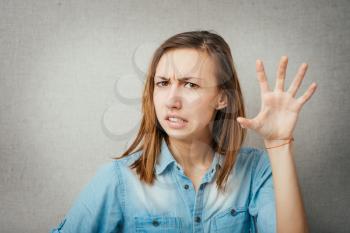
[112,150,143,168]
[235,146,270,174]
[236,146,267,164]
[76,153,142,202]
[97,150,143,181]
[238,146,273,186]
[86,160,122,188]
[92,150,141,180]
[90,149,139,180]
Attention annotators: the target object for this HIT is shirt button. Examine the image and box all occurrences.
[194,216,201,223]
[152,219,160,226]
[230,209,237,216]
[176,166,180,170]
[184,184,189,189]
[211,168,214,173]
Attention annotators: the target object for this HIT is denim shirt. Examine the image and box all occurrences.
[50,138,276,233]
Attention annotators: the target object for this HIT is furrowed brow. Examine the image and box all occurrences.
[154,75,201,81]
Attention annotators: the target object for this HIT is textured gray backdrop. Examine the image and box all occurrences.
[0,0,349,232]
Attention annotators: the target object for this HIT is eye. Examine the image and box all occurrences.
[155,81,169,87]
[184,82,199,89]
[155,81,199,89]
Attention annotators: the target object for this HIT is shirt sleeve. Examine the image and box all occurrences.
[248,148,276,233]
[49,161,124,233]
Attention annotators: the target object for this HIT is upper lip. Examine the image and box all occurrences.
[165,114,187,122]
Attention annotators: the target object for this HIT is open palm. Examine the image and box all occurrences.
[237,56,318,140]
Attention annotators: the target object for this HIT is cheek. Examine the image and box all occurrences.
[185,91,215,106]
[186,91,217,109]
[153,91,164,108]
[187,95,216,122]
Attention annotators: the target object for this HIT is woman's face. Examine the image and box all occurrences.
[153,48,226,142]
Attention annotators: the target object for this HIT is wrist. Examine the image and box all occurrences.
[264,137,294,149]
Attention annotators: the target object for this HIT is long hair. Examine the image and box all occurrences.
[113,30,246,192]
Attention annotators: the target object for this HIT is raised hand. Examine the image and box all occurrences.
[237,56,317,141]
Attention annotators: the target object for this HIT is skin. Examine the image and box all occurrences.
[238,56,317,233]
[153,48,227,188]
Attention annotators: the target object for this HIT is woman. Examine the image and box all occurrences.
[50,30,317,233]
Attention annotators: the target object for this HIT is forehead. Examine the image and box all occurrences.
[155,48,216,80]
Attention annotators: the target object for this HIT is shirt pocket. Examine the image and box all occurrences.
[134,215,183,233]
[212,206,250,233]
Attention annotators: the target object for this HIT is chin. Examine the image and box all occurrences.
[166,133,192,141]
[163,128,198,142]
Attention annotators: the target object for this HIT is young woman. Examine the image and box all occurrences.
[51,31,317,233]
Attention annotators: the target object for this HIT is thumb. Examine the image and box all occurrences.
[237,117,256,129]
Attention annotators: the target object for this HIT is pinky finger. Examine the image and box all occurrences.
[297,82,318,106]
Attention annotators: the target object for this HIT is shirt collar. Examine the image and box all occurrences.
[155,138,176,175]
[155,138,225,175]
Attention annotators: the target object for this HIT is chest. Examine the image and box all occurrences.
[184,170,207,192]
[123,166,252,233]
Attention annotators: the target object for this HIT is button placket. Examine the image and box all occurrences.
[176,165,184,174]
[152,219,160,226]
[230,208,237,216]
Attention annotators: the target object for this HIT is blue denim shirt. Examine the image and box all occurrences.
[50,138,276,233]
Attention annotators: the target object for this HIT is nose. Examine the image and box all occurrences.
[165,84,182,110]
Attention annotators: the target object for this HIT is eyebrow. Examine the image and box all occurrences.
[154,75,201,81]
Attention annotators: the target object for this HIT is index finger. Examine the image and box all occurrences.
[256,59,271,94]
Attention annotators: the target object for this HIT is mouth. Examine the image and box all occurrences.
[165,115,188,129]
[165,115,188,122]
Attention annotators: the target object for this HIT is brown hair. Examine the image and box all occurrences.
[113,30,246,192]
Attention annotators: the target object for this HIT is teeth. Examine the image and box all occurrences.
[169,117,184,123]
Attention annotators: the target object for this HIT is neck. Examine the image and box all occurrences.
[166,136,215,171]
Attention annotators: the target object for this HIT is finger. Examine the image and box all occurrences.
[287,63,308,97]
[296,82,318,106]
[275,56,288,92]
[237,117,259,130]
[256,59,270,95]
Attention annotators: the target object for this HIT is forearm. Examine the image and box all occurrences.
[264,140,309,233]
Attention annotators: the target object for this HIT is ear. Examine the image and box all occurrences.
[215,91,227,110]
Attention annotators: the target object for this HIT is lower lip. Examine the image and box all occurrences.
[165,119,188,129]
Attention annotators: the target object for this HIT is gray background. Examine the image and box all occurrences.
[0,0,349,232]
